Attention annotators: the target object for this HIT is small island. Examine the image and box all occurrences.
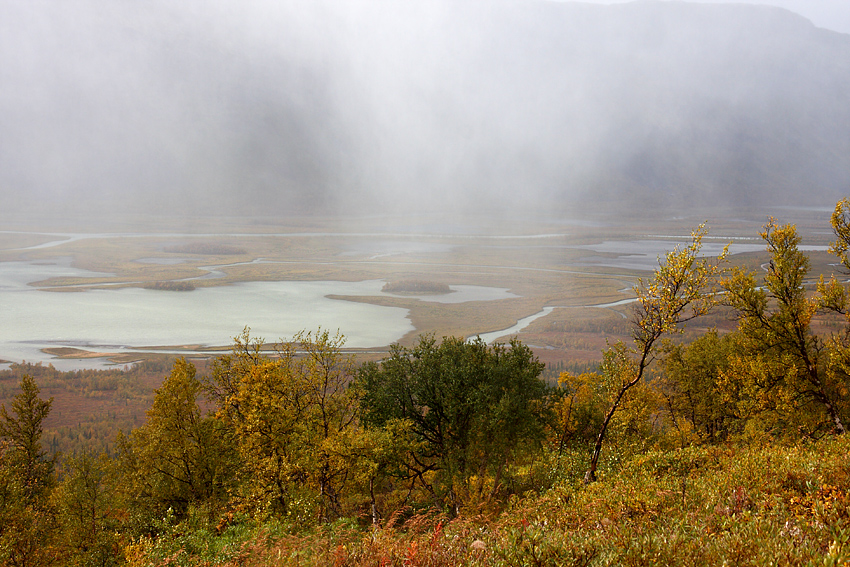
[381,280,452,295]
[143,281,196,292]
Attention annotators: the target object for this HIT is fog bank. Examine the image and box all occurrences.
[2,1,849,219]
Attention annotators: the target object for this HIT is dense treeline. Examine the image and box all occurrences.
[3,202,850,565]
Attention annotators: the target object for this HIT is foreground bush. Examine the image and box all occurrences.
[146,436,850,566]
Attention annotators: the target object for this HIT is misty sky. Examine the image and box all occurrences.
[569,0,850,34]
[1,0,849,220]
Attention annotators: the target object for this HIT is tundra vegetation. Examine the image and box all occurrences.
[381,280,452,294]
[3,204,850,566]
[142,281,197,291]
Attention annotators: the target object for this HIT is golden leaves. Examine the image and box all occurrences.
[633,223,728,348]
[829,198,850,272]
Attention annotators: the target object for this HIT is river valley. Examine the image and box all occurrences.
[0,209,837,369]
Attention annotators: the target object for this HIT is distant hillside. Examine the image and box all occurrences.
[1,0,848,217]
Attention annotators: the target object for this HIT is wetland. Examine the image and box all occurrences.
[0,208,838,369]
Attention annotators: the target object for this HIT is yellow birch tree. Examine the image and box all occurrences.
[584,224,727,483]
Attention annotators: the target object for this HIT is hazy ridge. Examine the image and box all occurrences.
[2,0,849,218]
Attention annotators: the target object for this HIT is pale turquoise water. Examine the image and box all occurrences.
[1,258,518,368]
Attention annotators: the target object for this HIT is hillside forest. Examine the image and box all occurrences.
[4,202,850,566]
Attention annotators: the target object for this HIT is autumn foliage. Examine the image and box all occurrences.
[3,203,850,565]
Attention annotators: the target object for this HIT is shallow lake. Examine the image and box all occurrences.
[1,258,518,369]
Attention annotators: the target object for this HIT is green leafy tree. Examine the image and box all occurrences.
[0,375,57,566]
[358,335,547,514]
[584,225,727,482]
[55,452,121,567]
[114,358,237,532]
[325,418,420,525]
[0,374,54,500]
[722,219,847,436]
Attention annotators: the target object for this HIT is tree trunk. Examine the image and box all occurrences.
[806,364,846,435]
[369,476,379,526]
[584,353,648,484]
